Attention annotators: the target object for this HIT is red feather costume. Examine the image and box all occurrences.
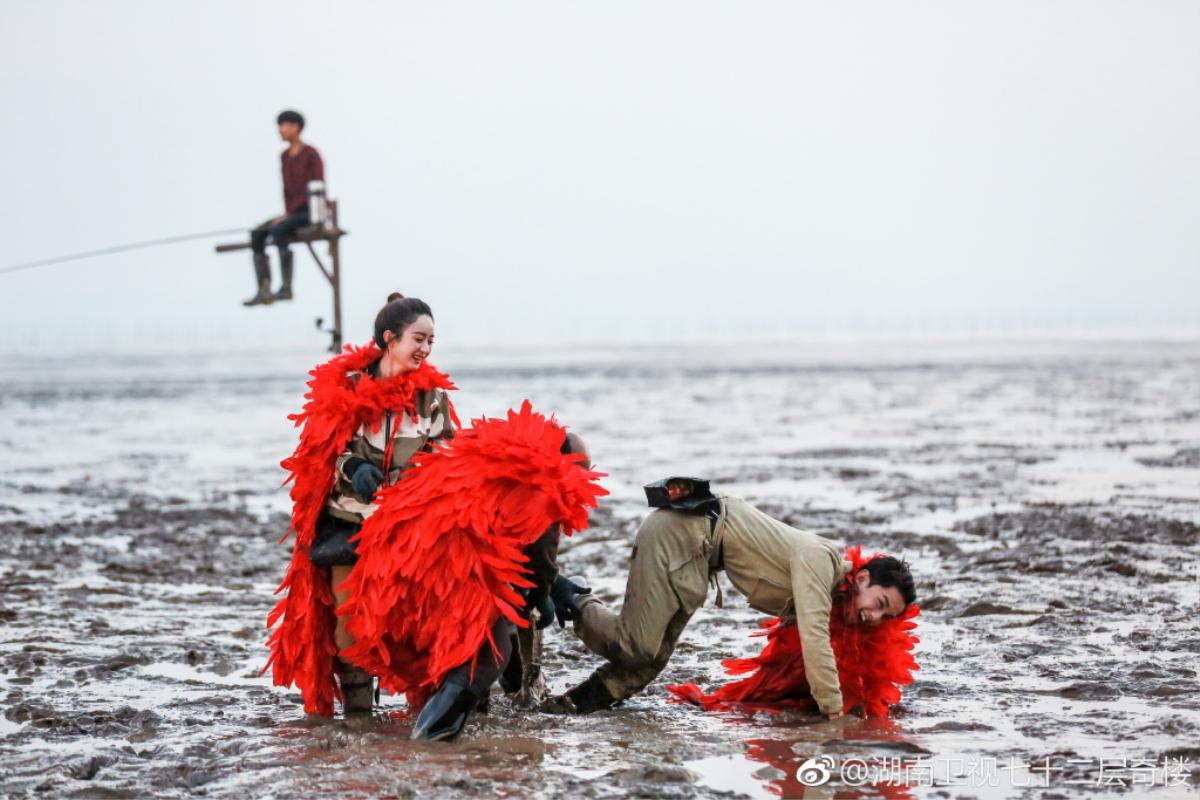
[337,401,608,709]
[668,546,920,717]
[264,343,458,716]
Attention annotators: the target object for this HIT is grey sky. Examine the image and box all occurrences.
[1,1,1197,349]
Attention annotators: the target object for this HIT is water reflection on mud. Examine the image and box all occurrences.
[684,716,923,799]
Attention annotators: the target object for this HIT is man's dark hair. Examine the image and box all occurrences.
[277,109,305,130]
[374,292,433,349]
[863,556,916,607]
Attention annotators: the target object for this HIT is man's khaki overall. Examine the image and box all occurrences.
[571,496,851,714]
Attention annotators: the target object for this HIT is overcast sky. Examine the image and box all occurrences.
[1,1,1197,349]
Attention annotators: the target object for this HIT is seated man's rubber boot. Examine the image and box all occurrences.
[273,250,294,301]
[337,663,375,714]
[541,673,618,715]
[411,678,480,742]
[243,253,274,306]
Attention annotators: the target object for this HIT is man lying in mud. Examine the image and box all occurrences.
[544,478,916,717]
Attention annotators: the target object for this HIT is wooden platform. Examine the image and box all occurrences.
[214,198,347,352]
[213,225,347,253]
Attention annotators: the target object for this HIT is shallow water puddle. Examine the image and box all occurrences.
[686,752,775,798]
[686,742,1188,800]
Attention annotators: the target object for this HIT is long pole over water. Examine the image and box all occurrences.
[0,228,247,276]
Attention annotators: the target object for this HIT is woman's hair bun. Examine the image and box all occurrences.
[387,292,405,303]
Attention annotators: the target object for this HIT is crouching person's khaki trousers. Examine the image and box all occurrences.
[567,508,714,710]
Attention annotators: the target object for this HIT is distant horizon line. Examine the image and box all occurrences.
[2,325,1198,359]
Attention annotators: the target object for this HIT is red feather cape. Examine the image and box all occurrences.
[338,401,608,709]
[263,343,458,716]
[667,546,920,717]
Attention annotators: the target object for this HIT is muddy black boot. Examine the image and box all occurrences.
[411,677,480,742]
[337,662,374,714]
[242,253,274,306]
[541,673,618,715]
[499,632,523,694]
[272,250,294,301]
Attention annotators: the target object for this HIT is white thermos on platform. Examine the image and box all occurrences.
[307,180,327,226]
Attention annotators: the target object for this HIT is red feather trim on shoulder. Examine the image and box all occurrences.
[667,545,920,718]
[262,343,458,716]
[338,400,608,708]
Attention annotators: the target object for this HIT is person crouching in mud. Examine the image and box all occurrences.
[404,431,594,741]
[544,479,916,718]
[264,293,457,716]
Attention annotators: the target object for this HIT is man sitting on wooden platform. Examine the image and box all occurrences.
[243,109,324,307]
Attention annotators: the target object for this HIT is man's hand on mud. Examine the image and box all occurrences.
[825,711,844,720]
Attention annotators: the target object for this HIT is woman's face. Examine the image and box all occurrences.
[385,315,435,372]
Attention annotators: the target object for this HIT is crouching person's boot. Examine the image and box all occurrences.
[273,249,294,301]
[541,673,618,715]
[411,673,480,742]
[243,252,274,306]
[337,660,375,714]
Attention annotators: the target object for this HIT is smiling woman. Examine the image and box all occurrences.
[263,292,460,716]
[374,293,436,374]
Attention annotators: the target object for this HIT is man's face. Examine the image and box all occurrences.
[278,121,301,141]
[846,569,906,626]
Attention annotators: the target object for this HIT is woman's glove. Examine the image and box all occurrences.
[351,461,385,501]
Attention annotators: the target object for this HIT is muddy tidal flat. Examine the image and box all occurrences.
[1,337,1198,799]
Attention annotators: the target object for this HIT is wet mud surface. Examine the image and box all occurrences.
[1,339,1198,798]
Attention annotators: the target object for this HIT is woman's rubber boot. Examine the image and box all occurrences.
[243,253,274,306]
[272,250,294,301]
[411,677,479,742]
[338,663,374,715]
